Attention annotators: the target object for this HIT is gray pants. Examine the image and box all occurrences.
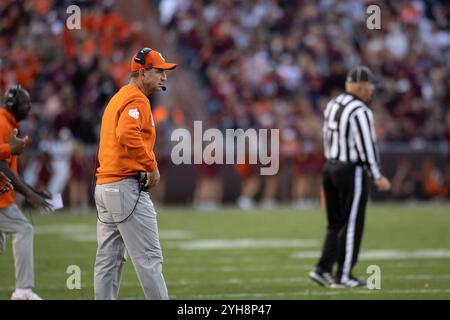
[94,178,168,300]
[0,204,34,289]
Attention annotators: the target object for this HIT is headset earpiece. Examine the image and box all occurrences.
[5,85,21,109]
[134,48,153,66]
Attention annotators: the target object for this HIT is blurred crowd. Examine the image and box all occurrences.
[391,157,449,201]
[0,0,160,211]
[162,0,450,142]
[161,0,450,208]
[0,0,449,210]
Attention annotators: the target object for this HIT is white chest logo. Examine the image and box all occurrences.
[150,112,155,127]
[128,108,140,119]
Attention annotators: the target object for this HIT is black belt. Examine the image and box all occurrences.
[327,159,362,166]
[327,159,347,164]
[136,171,148,191]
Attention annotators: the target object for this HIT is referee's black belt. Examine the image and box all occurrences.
[327,159,362,166]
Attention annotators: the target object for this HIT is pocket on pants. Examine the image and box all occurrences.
[103,187,123,217]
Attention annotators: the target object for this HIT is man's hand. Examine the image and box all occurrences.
[374,176,391,191]
[8,128,29,155]
[26,189,53,213]
[0,172,13,194]
[144,168,160,189]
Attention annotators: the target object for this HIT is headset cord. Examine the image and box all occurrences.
[95,179,145,225]
[92,139,146,225]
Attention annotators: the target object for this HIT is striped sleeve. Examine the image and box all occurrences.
[352,108,381,180]
[323,100,334,159]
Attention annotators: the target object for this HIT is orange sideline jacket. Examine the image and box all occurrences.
[0,144,11,160]
[96,84,157,184]
[0,108,19,208]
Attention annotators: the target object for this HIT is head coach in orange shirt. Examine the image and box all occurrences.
[94,48,176,300]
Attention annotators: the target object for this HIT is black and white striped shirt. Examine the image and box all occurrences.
[323,93,381,180]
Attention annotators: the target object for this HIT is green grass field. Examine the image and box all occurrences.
[1,203,450,300]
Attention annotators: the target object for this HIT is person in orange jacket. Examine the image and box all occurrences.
[0,119,29,268]
[0,85,53,300]
[0,126,29,251]
[0,128,28,194]
[94,48,176,300]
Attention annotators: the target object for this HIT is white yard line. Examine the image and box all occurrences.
[292,249,450,260]
[189,288,450,299]
[34,224,94,234]
[164,274,450,286]
[175,239,318,250]
[34,224,192,240]
[165,265,312,273]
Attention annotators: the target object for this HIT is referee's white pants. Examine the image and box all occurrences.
[94,178,168,300]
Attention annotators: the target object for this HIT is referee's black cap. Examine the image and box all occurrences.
[346,65,379,86]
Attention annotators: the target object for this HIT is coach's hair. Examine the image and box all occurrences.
[130,67,153,78]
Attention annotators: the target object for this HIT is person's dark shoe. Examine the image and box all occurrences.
[308,270,336,287]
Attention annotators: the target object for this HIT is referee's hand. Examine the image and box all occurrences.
[374,176,391,192]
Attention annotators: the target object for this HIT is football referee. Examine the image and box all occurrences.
[309,65,391,288]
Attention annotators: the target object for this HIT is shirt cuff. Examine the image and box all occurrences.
[371,166,382,180]
[0,144,11,160]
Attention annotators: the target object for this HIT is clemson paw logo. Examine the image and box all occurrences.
[128,108,140,119]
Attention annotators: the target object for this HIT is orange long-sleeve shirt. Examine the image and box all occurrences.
[0,143,11,160]
[96,83,157,184]
[0,108,19,208]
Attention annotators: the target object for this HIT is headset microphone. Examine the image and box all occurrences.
[161,86,166,91]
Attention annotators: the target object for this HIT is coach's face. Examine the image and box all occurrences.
[142,68,167,94]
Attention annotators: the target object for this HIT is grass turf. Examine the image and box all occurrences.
[0,203,449,300]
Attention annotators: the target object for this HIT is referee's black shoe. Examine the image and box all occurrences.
[308,270,336,287]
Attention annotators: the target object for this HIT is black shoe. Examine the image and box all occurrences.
[333,276,367,288]
[308,270,336,287]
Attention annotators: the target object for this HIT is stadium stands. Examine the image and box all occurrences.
[1,0,449,206]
